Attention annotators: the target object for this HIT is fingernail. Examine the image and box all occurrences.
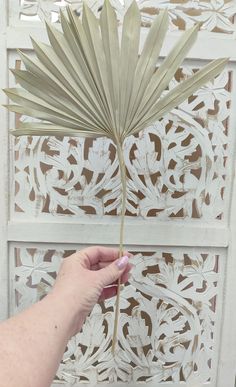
[116,255,129,270]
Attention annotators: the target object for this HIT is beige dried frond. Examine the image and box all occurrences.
[5,1,227,142]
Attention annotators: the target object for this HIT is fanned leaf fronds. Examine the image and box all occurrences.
[4,0,228,354]
[6,1,227,141]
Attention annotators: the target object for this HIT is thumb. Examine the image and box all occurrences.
[98,255,129,286]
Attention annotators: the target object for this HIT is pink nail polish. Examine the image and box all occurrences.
[116,255,129,270]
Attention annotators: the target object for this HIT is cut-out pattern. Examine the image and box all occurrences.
[13,246,222,383]
[18,0,236,34]
[13,69,231,220]
[19,0,124,23]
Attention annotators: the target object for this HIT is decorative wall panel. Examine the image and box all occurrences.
[3,0,236,386]
[13,245,224,384]
[19,0,124,23]
[13,68,231,220]
[17,0,236,34]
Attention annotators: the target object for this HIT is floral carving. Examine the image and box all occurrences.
[14,69,231,220]
[13,246,222,383]
[18,0,236,34]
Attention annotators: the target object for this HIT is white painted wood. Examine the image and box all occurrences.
[221,62,236,223]
[8,62,231,223]
[216,68,236,387]
[8,0,236,37]
[0,0,9,321]
[8,220,229,247]
[216,182,236,386]
[6,26,236,61]
[52,383,215,387]
[2,0,236,385]
[10,242,225,386]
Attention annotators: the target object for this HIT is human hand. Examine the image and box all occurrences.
[51,246,133,336]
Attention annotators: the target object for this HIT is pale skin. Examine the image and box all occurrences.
[0,246,132,387]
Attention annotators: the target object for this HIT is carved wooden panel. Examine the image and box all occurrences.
[12,244,224,384]
[17,0,236,34]
[12,66,231,221]
[5,1,236,385]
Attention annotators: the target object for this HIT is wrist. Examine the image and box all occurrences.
[46,290,86,338]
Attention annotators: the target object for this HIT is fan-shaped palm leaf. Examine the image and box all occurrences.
[4,0,227,353]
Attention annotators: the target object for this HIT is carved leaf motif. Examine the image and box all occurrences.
[15,248,61,285]
[13,246,222,383]
[19,0,236,34]
[13,69,230,220]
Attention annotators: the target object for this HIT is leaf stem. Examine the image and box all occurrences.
[112,140,127,354]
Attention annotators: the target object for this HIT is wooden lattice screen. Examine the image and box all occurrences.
[0,1,236,386]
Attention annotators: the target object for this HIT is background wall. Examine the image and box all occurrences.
[1,1,236,386]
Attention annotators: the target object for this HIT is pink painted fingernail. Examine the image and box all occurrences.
[116,255,129,270]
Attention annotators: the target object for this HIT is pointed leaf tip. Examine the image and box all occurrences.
[128,0,140,13]
[83,1,90,15]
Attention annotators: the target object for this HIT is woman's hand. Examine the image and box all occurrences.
[0,245,132,387]
[51,246,133,336]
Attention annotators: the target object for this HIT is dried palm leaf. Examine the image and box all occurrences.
[4,0,227,354]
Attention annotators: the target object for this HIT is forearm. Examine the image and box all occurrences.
[0,247,131,387]
[0,292,82,387]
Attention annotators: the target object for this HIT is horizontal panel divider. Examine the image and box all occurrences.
[8,220,229,247]
[6,26,236,61]
[51,381,216,387]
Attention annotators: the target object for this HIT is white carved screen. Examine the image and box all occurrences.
[0,1,236,386]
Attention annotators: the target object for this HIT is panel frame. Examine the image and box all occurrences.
[1,1,236,386]
[0,0,10,322]
[7,47,235,234]
[9,242,227,387]
[216,111,236,385]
